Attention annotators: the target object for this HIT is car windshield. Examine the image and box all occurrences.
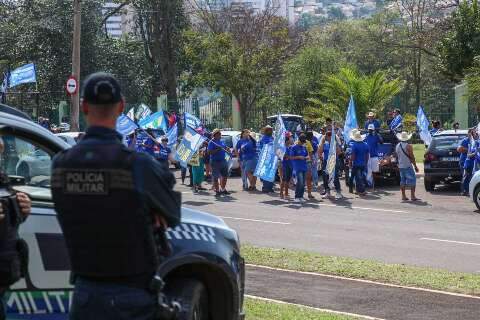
[430,135,466,151]
[221,135,233,148]
[0,135,52,188]
[268,117,305,133]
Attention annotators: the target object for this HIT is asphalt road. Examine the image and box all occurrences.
[246,265,480,320]
[176,174,480,273]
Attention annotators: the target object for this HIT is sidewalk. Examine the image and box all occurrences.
[246,265,480,320]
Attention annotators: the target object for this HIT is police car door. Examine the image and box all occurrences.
[0,125,72,319]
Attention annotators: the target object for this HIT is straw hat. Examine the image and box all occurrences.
[396,131,413,142]
[212,128,221,136]
[350,130,366,142]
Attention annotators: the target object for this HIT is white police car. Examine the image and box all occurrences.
[0,105,245,320]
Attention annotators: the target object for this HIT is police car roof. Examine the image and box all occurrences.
[433,130,468,136]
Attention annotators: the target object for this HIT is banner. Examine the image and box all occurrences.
[343,96,358,143]
[273,114,287,160]
[175,126,206,168]
[390,114,403,131]
[254,143,279,183]
[184,112,205,133]
[139,111,168,131]
[326,124,337,188]
[116,114,138,136]
[416,106,432,146]
[136,103,152,121]
[9,63,36,88]
[166,122,178,149]
[126,107,135,121]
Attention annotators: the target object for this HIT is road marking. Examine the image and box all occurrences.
[317,203,408,214]
[246,264,480,300]
[246,295,386,320]
[420,237,480,247]
[218,216,291,225]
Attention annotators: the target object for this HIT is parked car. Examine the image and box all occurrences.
[424,130,468,191]
[1,105,246,320]
[55,132,84,146]
[469,171,480,210]
[221,130,241,174]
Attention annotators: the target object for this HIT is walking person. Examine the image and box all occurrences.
[191,141,207,194]
[319,128,343,199]
[259,125,275,193]
[350,130,369,196]
[291,133,309,203]
[280,133,294,200]
[50,73,181,320]
[395,131,420,201]
[365,124,383,189]
[458,129,477,196]
[306,130,319,192]
[305,133,316,199]
[204,132,212,182]
[236,129,257,191]
[208,129,230,196]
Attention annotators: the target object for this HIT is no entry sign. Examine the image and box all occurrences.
[65,76,78,96]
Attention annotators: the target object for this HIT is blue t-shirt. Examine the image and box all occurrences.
[364,119,381,130]
[459,137,469,168]
[351,141,370,166]
[291,144,308,172]
[141,138,156,157]
[158,144,171,161]
[259,135,273,150]
[208,139,227,162]
[322,141,330,161]
[236,139,248,161]
[430,128,439,136]
[366,134,382,157]
[283,146,293,168]
[242,139,257,161]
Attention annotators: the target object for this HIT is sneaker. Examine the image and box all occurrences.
[335,192,343,200]
[222,190,231,195]
[322,192,331,199]
[294,198,302,204]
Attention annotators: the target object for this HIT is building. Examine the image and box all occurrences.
[102,2,136,38]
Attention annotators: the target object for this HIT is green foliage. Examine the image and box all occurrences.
[402,113,417,133]
[307,67,403,124]
[439,0,480,81]
[466,56,480,104]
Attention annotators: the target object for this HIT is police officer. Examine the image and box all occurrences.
[51,73,181,320]
[0,137,32,320]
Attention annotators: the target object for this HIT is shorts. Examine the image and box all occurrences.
[399,166,416,187]
[368,157,380,173]
[211,160,228,179]
[282,165,293,182]
[243,158,257,173]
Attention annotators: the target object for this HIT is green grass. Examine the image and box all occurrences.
[413,144,427,162]
[242,245,480,296]
[245,297,358,320]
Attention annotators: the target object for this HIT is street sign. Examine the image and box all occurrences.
[65,76,78,96]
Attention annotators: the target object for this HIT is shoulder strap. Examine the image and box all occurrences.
[399,143,413,163]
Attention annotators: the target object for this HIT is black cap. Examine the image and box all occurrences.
[82,72,122,105]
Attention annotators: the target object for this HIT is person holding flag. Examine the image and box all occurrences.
[389,109,403,132]
[208,129,230,197]
[259,126,275,193]
[350,130,369,196]
[157,136,172,170]
[236,129,258,191]
[319,126,343,199]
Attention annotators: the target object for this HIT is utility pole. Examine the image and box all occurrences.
[70,0,81,132]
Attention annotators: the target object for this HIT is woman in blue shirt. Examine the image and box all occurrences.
[237,130,258,191]
[208,129,230,196]
[291,134,309,203]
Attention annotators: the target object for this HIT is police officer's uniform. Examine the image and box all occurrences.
[51,73,181,320]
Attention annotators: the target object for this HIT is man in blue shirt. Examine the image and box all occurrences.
[365,124,383,188]
[350,130,369,195]
[364,112,381,131]
[430,121,441,136]
[458,129,477,196]
[291,134,309,203]
[259,125,275,193]
[236,130,258,191]
[208,129,230,197]
[157,136,172,169]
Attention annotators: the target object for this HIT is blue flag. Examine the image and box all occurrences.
[326,124,337,188]
[416,106,432,146]
[343,96,358,143]
[390,114,403,131]
[116,114,138,136]
[254,143,279,183]
[184,112,205,133]
[166,123,178,149]
[273,114,287,160]
[175,126,206,168]
[136,103,152,121]
[139,111,168,131]
[9,64,36,88]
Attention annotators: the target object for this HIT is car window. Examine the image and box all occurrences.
[430,135,466,151]
[0,134,52,187]
[221,135,233,148]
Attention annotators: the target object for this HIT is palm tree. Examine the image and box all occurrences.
[306,67,403,125]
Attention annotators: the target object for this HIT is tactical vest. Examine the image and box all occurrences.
[51,141,158,280]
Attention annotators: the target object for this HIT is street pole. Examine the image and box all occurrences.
[70,0,81,132]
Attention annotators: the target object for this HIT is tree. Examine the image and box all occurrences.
[328,7,346,21]
[438,0,480,81]
[466,56,480,104]
[307,67,403,124]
